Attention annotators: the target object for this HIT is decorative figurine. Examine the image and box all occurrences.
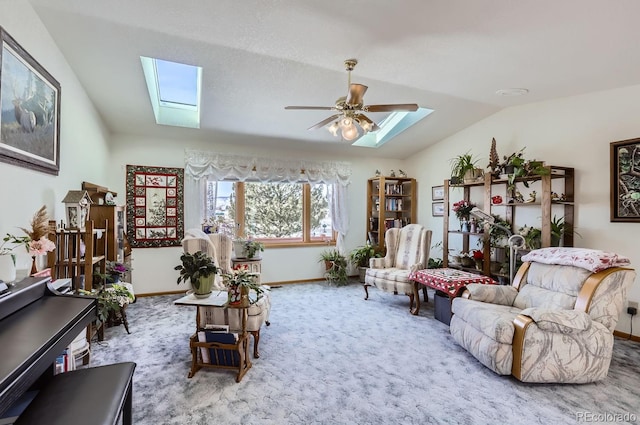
[491,195,503,205]
[525,191,537,203]
[551,192,559,201]
[513,190,524,203]
[375,169,381,177]
[398,169,407,178]
[389,170,396,177]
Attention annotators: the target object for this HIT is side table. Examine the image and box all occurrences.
[231,257,262,284]
[174,291,252,382]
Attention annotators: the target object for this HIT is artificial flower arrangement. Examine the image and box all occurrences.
[452,200,476,221]
[1,206,55,265]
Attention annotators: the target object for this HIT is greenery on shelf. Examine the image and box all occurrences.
[449,152,479,184]
[244,240,264,259]
[174,250,219,289]
[550,215,581,246]
[518,225,542,250]
[500,148,550,190]
[427,241,444,269]
[318,249,349,286]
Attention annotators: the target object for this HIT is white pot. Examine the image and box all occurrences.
[233,240,247,258]
[0,254,17,283]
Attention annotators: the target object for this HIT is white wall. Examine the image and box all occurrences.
[107,134,404,294]
[0,0,111,275]
[406,84,640,335]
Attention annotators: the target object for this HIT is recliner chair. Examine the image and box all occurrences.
[450,247,635,383]
[182,229,271,358]
[364,224,431,314]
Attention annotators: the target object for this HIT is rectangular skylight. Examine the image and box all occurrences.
[140,56,202,128]
[352,107,434,148]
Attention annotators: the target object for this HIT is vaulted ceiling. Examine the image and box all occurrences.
[28,0,640,159]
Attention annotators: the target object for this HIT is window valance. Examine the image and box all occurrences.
[184,149,352,186]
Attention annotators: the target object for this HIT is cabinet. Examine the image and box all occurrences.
[366,177,416,251]
[89,205,132,282]
[443,166,575,278]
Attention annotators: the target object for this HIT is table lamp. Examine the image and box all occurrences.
[469,207,525,284]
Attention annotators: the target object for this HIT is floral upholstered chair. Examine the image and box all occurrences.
[182,229,271,358]
[450,247,635,383]
[364,224,432,314]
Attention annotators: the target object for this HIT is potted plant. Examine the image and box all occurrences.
[450,152,483,184]
[318,249,349,286]
[233,238,264,259]
[79,283,134,324]
[500,148,550,191]
[175,250,220,298]
[518,225,542,250]
[105,260,131,283]
[349,244,382,283]
[222,264,263,305]
[550,215,582,247]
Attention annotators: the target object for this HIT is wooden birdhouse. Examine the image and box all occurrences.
[62,190,93,230]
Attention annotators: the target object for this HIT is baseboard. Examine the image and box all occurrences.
[613,330,640,343]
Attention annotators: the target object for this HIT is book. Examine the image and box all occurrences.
[197,331,239,366]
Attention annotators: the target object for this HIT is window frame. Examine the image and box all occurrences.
[212,181,335,248]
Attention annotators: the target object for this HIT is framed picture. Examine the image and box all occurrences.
[126,165,185,247]
[432,202,445,217]
[610,138,640,222]
[0,27,61,175]
[432,185,445,201]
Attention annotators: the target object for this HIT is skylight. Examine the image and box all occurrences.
[351,107,434,148]
[140,56,202,129]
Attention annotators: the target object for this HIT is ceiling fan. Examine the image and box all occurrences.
[284,59,419,141]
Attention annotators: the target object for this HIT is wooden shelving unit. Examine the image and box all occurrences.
[46,219,108,361]
[89,205,131,282]
[443,166,575,279]
[366,176,416,252]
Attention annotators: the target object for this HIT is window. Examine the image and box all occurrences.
[204,181,334,245]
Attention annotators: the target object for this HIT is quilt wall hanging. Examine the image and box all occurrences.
[126,164,184,247]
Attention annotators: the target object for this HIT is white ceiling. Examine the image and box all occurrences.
[27,0,640,159]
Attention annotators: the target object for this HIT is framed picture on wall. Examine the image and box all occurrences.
[432,185,444,201]
[432,202,445,217]
[0,26,61,175]
[610,138,640,222]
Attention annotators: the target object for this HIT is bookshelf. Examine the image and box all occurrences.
[366,176,416,251]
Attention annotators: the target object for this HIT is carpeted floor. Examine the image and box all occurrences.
[90,281,640,425]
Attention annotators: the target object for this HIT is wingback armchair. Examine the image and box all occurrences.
[450,247,635,383]
[364,224,432,315]
[182,229,271,358]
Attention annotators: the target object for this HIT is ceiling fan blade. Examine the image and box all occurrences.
[357,115,381,132]
[366,103,419,112]
[308,114,341,130]
[346,84,368,106]
[285,106,335,110]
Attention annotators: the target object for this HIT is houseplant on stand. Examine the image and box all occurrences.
[175,250,220,298]
[450,152,483,184]
[233,238,265,259]
[106,260,131,283]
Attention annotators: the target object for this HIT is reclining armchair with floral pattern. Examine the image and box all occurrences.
[450,248,635,383]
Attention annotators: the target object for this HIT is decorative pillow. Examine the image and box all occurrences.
[521,247,631,273]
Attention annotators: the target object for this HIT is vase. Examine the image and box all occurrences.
[192,275,214,299]
[0,254,16,283]
[227,285,248,306]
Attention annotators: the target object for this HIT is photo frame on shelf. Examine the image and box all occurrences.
[432,202,445,217]
[126,165,184,247]
[432,185,444,201]
[610,137,640,222]
[0,26,61,175]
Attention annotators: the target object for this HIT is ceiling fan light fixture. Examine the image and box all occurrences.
[360,119,372,132]
[341,125,359,141]
[328,121,340,136]
[340,117,353,128]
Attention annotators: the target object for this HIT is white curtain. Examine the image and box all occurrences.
[183,150,352,242]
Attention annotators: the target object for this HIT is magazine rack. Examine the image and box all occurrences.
[174,291,251,382]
